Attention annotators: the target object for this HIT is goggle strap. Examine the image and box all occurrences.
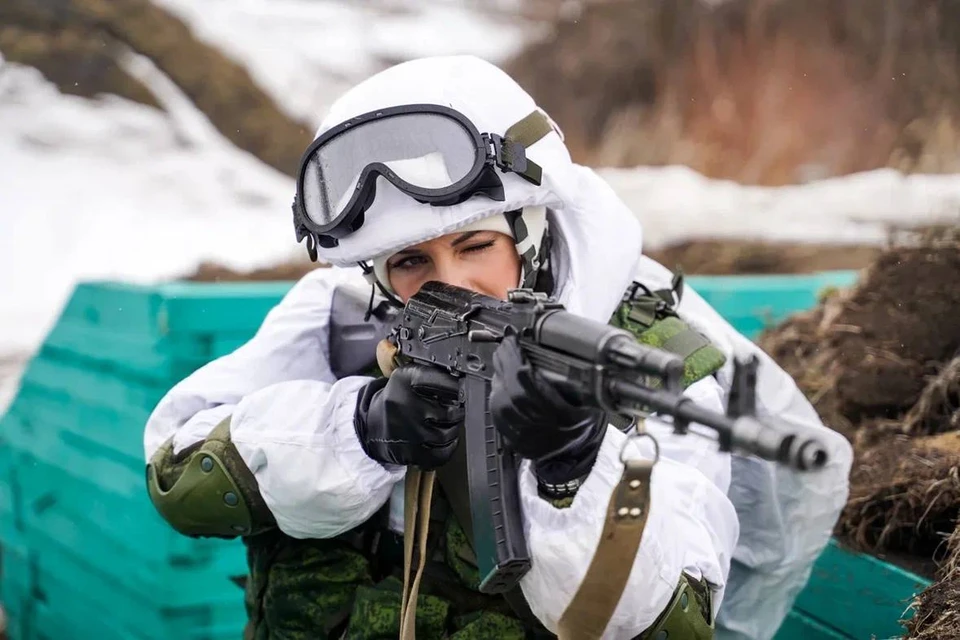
[505,110,555,149]
[500,110,553,186]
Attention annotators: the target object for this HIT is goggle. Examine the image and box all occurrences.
[292,104,552,255]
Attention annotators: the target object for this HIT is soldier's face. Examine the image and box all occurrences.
[386,230,521,303]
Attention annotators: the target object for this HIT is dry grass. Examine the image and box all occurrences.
[753,226,960,638]
[508,0,960,185]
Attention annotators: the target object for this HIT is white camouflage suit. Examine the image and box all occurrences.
[143,55,853,639]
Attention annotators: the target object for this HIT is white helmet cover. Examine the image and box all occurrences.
[307,55,645,324]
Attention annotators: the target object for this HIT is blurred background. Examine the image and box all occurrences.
[3,1,960,638]
[5,0,960,365]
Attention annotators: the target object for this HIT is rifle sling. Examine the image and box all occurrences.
[399,468,436,640]
[557,451,654,639]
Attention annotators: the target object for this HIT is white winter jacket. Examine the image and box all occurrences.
[143,55,852,639]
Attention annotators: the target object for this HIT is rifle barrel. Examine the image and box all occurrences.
[608,379,829,471]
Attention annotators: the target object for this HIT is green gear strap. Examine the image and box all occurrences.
[146,417,277,538]
[611,274,727,388]
[504,110,554,148]
[502,110,554,185]
[639,572,715,640]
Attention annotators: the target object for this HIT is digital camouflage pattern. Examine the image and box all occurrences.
[240,506,529,639]
[609,283,727,389]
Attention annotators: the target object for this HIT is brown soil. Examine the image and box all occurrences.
[644,240,881,275]
[1,0,311,177]
[906,570,960,639]
[837,431,960,562]
[184,259,327,283]
[755,226,960,638]
[758,228,960,439]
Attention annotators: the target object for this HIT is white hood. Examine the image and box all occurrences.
[309,55,644,322]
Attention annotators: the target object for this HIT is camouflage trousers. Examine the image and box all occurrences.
[241,517,531,640]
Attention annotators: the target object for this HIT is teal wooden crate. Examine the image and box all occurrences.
[686,270,859,339]
[10,384,147,467]
[781,540,929,640]
[1,269,939,640]
[60,281,293,338]
[23,528,245,640]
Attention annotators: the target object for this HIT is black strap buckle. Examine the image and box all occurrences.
[483,133,542,185]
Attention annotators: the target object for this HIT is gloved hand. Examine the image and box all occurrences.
[490,335,607,487]
[354,364,464,470]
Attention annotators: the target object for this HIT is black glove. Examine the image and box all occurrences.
[354,364,464,470]
[490,335,607,487]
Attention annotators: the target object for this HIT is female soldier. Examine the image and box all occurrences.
[144,55,852,639]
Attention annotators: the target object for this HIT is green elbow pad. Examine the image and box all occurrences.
[640,572,715,640]
[146,417,277,539]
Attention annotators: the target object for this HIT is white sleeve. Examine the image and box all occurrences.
[518,375,739,639]
[143,267,404,539]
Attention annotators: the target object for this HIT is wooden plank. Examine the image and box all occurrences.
[57,282,165,336]
[3,411,147,500]
[18,355,171,415]
[28,532,245,640]
[56,281,292,339]
[11,384,148,467]
[155,281,292,335]
[790,540,929,640]
[13,453,237,570]
[41,322,214,383]
[772,610,848,640]
[32,597,142,640]
[0,440,21,544]
[21,508,245,610]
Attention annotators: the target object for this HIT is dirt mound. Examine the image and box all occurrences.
[645,240,880,275]
[838,431,960,561]
[506,0,960,184]
[757,226,960,638]
[184,259,326,283]
[759,227,960,439]
[1,0,311,177]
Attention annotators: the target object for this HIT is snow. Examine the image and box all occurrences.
[603,165,960,248]
[151,0,535,127]
[0,58,299,360]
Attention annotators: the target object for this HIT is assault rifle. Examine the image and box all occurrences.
[329,280,831,596]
